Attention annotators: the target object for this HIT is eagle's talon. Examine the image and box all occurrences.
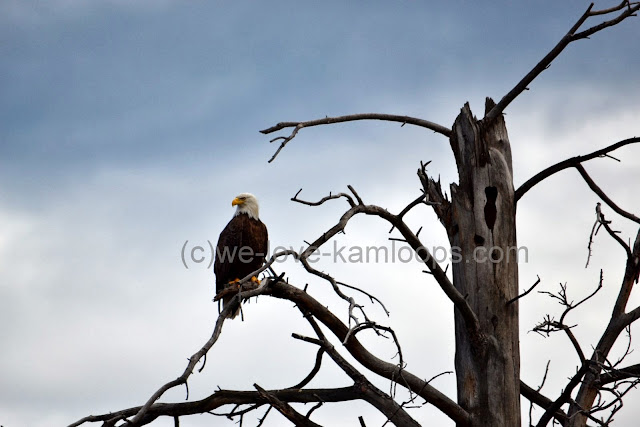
[228,278,241,289]
[250,276,261,284]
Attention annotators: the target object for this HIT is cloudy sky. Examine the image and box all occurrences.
[1,1,639,426]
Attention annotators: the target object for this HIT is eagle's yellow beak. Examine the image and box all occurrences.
[232,197,243,206]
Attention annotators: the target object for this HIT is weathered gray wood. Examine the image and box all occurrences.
[448,99,520,426]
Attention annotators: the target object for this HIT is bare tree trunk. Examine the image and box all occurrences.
[448,99,521,426]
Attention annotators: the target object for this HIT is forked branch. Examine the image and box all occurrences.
[254,384,323,427]
[520,380,568,425]
[292,189,481,343]
[515,137,640,204]
[554,219,640,425]
[293,312,421,427]
[268,280,470,425]
[536,364,590,427]
[596,362,640,386]
[69,387,360,427]
[534,271,604,363]
[483,1,640,125]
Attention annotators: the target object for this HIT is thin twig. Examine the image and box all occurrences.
[506,275,541,305]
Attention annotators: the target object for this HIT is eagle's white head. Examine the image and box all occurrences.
[232,193,260,220]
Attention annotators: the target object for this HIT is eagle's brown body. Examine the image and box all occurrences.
[214,193,268,318]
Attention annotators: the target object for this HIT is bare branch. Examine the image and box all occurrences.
[537,361,551,393]
[535,272,604,365]
[528,361,551,427]
[292,188,356,208]
[483,3,640,125]
[290,189,481,342]
[520,380,568,425]
[343,323,404,369]
[536,363,590,427]
[575,164,640,225]
[123,297,237,425]
[584,203,633,269]
[614,229,640,319]
[593,378,640,423]
[289,348,325,390]
[596,363,640,386]
[257,405,273,426]
[97,271,466,426]
[603,223,633,263]
[515,137,640,203]
[589,0,634,16]
[573,1,640,40]
[110,259,296,426]
[268,280,471,425]
[506,274,541,305]
[586,204,606,268]
[294,313,421,427]
[610,325,634,369]
[348,185,364,206]
[534,316,586,365]
[261,113,451,162]
[254,384,323,427]
[568,226,640,423]
[561,270,604,325]
[337,281,390,317]
[69,387,360,427]
[396,193,429,220]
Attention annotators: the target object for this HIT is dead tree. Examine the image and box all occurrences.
[70,2,640,427]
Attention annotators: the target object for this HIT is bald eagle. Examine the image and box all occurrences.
[214,193,268,318]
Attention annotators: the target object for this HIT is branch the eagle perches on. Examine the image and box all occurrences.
[71,2,640,426]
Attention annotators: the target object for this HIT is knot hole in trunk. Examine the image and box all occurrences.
[484,186,498,231]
